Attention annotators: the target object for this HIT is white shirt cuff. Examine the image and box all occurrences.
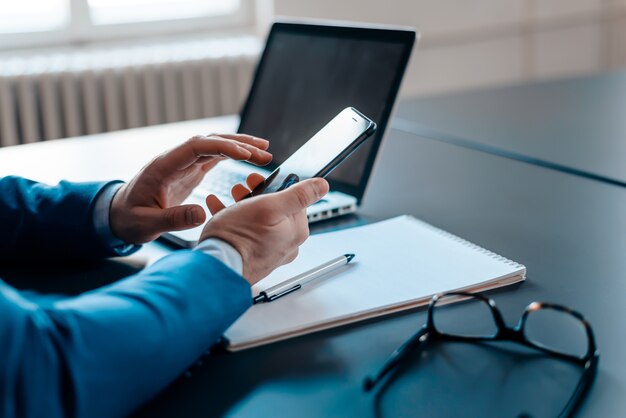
[92,182,137,255]
[194,238,243,276]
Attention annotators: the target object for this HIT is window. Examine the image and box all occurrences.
[0,0,254,49]
[0,1,69,34]
[88,0,241,25]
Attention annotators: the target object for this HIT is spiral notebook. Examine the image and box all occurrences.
[223,215,526,351]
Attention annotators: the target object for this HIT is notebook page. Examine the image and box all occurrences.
[224,215,525,348]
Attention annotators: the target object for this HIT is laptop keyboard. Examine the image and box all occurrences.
[193,167,249,200]
[192,165,330,209]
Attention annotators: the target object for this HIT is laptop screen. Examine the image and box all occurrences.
[238,23,415,201]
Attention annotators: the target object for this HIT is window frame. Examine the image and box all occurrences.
[0,0,258,51]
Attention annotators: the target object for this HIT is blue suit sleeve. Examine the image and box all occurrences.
[0,176,118,260]
[0,250,251,418]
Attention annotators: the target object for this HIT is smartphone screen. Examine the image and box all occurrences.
[251,107,376,195]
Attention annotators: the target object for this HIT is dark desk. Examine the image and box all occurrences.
[394,71,626,187]
[135,129,626,418]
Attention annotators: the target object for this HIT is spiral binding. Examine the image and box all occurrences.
[404,215,525,270]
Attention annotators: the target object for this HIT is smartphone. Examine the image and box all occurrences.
[250,107,377,196]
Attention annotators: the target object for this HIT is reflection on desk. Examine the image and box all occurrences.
[394,71,626,187]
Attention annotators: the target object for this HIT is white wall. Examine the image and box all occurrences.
[272,0,626,98]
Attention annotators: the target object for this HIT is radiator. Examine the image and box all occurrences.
[0,36,261,146]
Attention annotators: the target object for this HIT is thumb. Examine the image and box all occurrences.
[275,178,329,214]
[153,204,206,232]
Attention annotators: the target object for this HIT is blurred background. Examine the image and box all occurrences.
[0,0,624,147]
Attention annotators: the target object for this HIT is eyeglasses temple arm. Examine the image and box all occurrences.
[557,354,599,418]
[363,327,430,392]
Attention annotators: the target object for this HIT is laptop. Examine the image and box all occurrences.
[163,21,417,247]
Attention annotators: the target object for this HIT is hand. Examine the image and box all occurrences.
[110,134,272,244]
[200,174,329,284]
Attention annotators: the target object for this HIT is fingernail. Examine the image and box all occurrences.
[194,208,204,225]
[314,178,328,197]
[187,207,203,225]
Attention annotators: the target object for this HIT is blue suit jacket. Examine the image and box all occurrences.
[0,176,251,418]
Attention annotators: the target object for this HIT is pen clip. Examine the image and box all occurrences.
[252,284,302,304]
[268,284,302,302]
[252,285,302,304]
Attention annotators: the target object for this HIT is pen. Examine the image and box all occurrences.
[253,253,355,304]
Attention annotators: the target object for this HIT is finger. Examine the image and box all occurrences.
[196,135,272,165]
[230,172,266,202]
[274,178,330,214]
[206,194,226,216]
[152,204,206,232]
[246,173,265,191]
[215,133,270,150]
[156,137,253,172]
[231,183,252,202]
[223,140,272,166]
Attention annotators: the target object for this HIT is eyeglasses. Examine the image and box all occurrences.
[364,292,599,418]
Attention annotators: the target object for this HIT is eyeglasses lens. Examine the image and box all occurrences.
[432,295,498,338]
[523,306,589,359]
